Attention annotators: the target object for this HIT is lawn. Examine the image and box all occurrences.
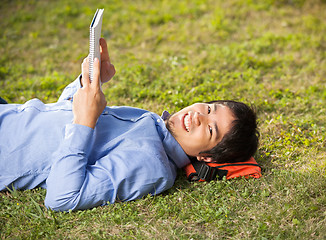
[0,0,325,239]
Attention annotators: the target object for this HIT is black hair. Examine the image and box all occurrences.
[201,100,259,163]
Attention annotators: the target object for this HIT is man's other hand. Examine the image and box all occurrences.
[100,38,115,84]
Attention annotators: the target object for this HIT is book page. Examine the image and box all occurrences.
[89,9,104,82]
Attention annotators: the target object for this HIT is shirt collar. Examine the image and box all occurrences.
[161,110,171,121]
[158,110,190,168]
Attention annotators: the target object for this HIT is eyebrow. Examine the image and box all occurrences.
[213,104,219,141]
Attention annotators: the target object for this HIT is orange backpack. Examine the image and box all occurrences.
[183,157,262,182]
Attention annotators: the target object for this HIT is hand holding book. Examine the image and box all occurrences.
[72,9,115,128]
[73,57,107,129]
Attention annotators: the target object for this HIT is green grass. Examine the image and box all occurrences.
[1,0,326,239]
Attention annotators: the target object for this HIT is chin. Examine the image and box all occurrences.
[165,116,176,137]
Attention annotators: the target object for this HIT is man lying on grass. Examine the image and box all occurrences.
[0,38,259,211]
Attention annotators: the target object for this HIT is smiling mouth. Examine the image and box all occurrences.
[183,113,191,132]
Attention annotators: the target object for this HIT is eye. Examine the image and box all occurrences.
[208,105,211,114]
[209,126,213,136]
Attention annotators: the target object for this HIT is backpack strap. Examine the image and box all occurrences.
[191,160,228,181]
[183,157,262,182]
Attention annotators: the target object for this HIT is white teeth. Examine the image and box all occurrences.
[184,114,190,132]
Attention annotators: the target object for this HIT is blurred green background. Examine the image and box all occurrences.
[0,0,325,239]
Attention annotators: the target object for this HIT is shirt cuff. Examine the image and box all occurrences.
[64,123,94,155]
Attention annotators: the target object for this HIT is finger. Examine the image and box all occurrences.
[81,57,90,87]
[92,57,101,89]
[100,38,111,63]
[100,60,116,82]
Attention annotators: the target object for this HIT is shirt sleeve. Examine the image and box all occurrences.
[45,124,175,212]
[57,75,82,102]
[44,123,115,211]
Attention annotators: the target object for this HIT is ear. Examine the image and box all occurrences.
[196,155,214,163]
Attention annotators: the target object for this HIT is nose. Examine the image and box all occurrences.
[194,112,207,126]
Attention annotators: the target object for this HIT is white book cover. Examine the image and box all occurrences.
[89,9,104,82]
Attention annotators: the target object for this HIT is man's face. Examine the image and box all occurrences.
[166,102,235,159]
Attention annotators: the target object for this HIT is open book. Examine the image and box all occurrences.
[89,9,104,82]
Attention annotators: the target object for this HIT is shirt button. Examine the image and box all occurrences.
[157,119,160,123]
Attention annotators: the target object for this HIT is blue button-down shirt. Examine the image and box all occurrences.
[0,77,190,211]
